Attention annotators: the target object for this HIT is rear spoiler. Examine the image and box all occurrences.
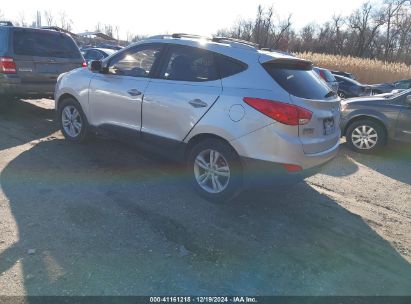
[260,57,313,70]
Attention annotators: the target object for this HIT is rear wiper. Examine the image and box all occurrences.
[324,91,336,98]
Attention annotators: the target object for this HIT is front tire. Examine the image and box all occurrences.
[187,138,242,202]
[346,119,386,153]
[58,98,90,143]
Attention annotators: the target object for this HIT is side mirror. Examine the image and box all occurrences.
[90,60,103,72]
[406,95,411,106]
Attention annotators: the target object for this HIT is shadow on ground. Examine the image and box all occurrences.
[345,142,411,185]
[0,99,58,151]
[1,137,410,295]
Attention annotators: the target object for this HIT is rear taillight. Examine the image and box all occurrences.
[283,164,303,172]
[0,57,16,74]
[243,97,312,126]
[82,61,87,68]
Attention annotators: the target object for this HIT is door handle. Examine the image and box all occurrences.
[188,99,208,108]
[127,89,142,97]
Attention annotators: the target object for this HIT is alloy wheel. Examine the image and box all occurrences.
[193,149,231,194]
[62,105,83,138]
[351,125,378,150]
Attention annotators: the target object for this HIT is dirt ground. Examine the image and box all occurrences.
[0,99,410,296]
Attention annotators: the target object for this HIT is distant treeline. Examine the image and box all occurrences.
[216,1,411,65]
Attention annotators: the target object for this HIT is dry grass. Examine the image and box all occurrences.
[297,52,411,84]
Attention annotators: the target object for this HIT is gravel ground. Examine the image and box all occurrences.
[0,99,410,296]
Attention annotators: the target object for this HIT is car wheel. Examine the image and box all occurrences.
[187,138,242,202]
[58,98,90,143]
[338,91,346,99]
[346,119,386,153]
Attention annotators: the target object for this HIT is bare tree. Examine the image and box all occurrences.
[18,11,27,27]
[103,24,113,38]
[114,25,120,41]
[59,11,72,31]
[348,2,385,57]
[43,10,54,26]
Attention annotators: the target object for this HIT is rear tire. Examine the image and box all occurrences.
[187,138,243,202]
[346,119,386,153]
[58,98,91,143]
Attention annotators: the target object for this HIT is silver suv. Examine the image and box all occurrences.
[55,34,341,201]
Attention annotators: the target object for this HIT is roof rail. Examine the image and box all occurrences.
[147,33,258,51]
[0,21,13,26]
[171,33,209,40]
[212,37,258,49]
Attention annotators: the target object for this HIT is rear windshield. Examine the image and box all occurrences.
[321,69,336,82]
[0,28,8,53]
[335,75,361,86]
[13,30,81,59]
[264,61,332,100]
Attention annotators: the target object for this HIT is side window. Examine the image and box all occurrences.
[216,55,247,78]
[160,46,218,82]
[395,81,411,90]
[108,44,162,78]
[85,50,104,61]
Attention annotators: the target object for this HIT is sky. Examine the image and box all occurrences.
[2,0,366,39]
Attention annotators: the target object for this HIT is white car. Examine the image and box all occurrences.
[55,34,340,201]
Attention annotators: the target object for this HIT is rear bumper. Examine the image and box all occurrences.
[240,141,338,188]
[241,156,328,188]
[0,75,55,98]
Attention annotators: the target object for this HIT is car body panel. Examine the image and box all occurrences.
[143,79,223,141]
[88,73,150,131]
[314,67,339,93]
[55,36,341,177]
[341,90,411,143]
[334,74,371,98]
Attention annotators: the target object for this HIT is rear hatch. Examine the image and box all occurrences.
[12,28,83,90]
[262,59,341,154]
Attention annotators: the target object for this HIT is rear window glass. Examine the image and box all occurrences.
[13,30,81,59]
[216,55,247,78]
[321,69,336,82]
[0,28,8,53]
[264,62,331,100]
[335,75,360,86]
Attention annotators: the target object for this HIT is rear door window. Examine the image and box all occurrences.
[84,50,104,61]
[160,45,219,82]
[264,61,331,100]
[13,30,81,59]
[321,69,336,82]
